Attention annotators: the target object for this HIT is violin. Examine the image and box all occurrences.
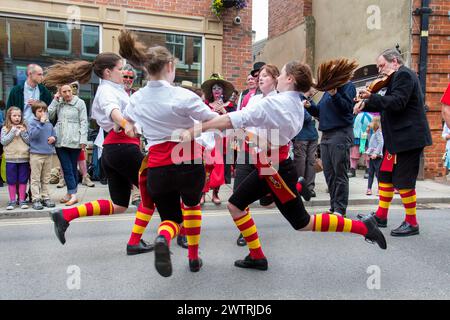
[354,70,395,110]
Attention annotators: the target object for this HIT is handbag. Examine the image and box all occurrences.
[314,157,323,173]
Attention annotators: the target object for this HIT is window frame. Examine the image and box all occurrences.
[44,21,72,55]
[128,27,204,80]
[0,13,102,57]
[166,34,186,65]
[192,37,202,67]
[81,25,100,58]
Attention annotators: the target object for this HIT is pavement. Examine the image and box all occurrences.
[1,168,449,219]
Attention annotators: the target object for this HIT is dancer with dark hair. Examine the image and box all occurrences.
[47,52,155,255]
[182,60,387,271]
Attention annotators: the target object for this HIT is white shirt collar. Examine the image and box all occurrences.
[101,79,125,91]
[280,91,301,99]
[264,90,277,97]
[147,80,172,88]
[24,81,37,91]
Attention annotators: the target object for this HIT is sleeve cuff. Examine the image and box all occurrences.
[228,111,243,129]
[104,104,120,120]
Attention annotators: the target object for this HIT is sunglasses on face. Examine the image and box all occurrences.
[123,76,134,79]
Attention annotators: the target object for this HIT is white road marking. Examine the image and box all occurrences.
[0,204,420,227]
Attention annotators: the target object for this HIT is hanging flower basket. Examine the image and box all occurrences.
[223,0,236,8]
[212,0,247,19]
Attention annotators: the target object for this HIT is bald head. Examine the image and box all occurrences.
[27,64,44,86]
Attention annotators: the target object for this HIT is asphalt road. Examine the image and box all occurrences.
[1,208,450,300]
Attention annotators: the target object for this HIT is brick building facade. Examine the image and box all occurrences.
[0,0,253,100]
[411,0,450,178]
[262,0,449,179]
[72,0,254,90]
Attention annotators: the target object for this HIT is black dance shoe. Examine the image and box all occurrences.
[362,216,387,250]
[236,233,246,247]
[127,239,154,255]
[50,209,70,245]
[154,235,172,277]
[357,212,387,228]
[234,254,268,271]
[177,234,188,249]
[189,258,203,272]
[390,222,419,237]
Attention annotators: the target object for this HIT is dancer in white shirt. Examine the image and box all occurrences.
[234,64,280,247]
[182,61,387,271]
[46,52,155,256]
[119,30,218,277]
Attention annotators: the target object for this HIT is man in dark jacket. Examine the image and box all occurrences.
[6,64,52,124]
[307,81,356,217]
[356,48,432,237]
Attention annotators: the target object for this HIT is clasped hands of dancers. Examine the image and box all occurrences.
[49,29,387,278]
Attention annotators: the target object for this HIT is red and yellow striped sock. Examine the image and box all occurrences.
[62,199,114,222]
[399,189,418,226]
[127,204,155,246]
[233,211,265,260]
[312,213,368,236]
[181,203,202,260]
[376,182,394,219]
[157,220,180,246]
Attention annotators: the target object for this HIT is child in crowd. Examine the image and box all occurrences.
[442,123,450,177]
[365,116,383,195]
[28,101,57,210]
[1,107,30,210]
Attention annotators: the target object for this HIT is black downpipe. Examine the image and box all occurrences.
[413,1,433,180]
[415,0,433,103]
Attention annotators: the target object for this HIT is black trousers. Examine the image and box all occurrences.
[229,159,311,230]
[101,144,143,207]
[147,163,205,224]
[320,127,353,215]
[233,151,274,206]
[378,148,423,189]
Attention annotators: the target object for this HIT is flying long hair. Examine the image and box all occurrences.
[314,58,358,92]
[44,53,122,87]
[118,29,174,76]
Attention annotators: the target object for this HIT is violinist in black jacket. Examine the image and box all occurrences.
[355,48,432,237]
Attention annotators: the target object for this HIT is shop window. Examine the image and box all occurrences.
[166,34,186,64]
[82,25,99,57]
[0,15,100,119]
[193,38,201,65]
[131,29,203,87]
[45,21,72,54]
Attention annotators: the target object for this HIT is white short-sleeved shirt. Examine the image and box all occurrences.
[124,80,218,148]
[91,79,130,132]
[245,90,277,136]
[228,91,304,147]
